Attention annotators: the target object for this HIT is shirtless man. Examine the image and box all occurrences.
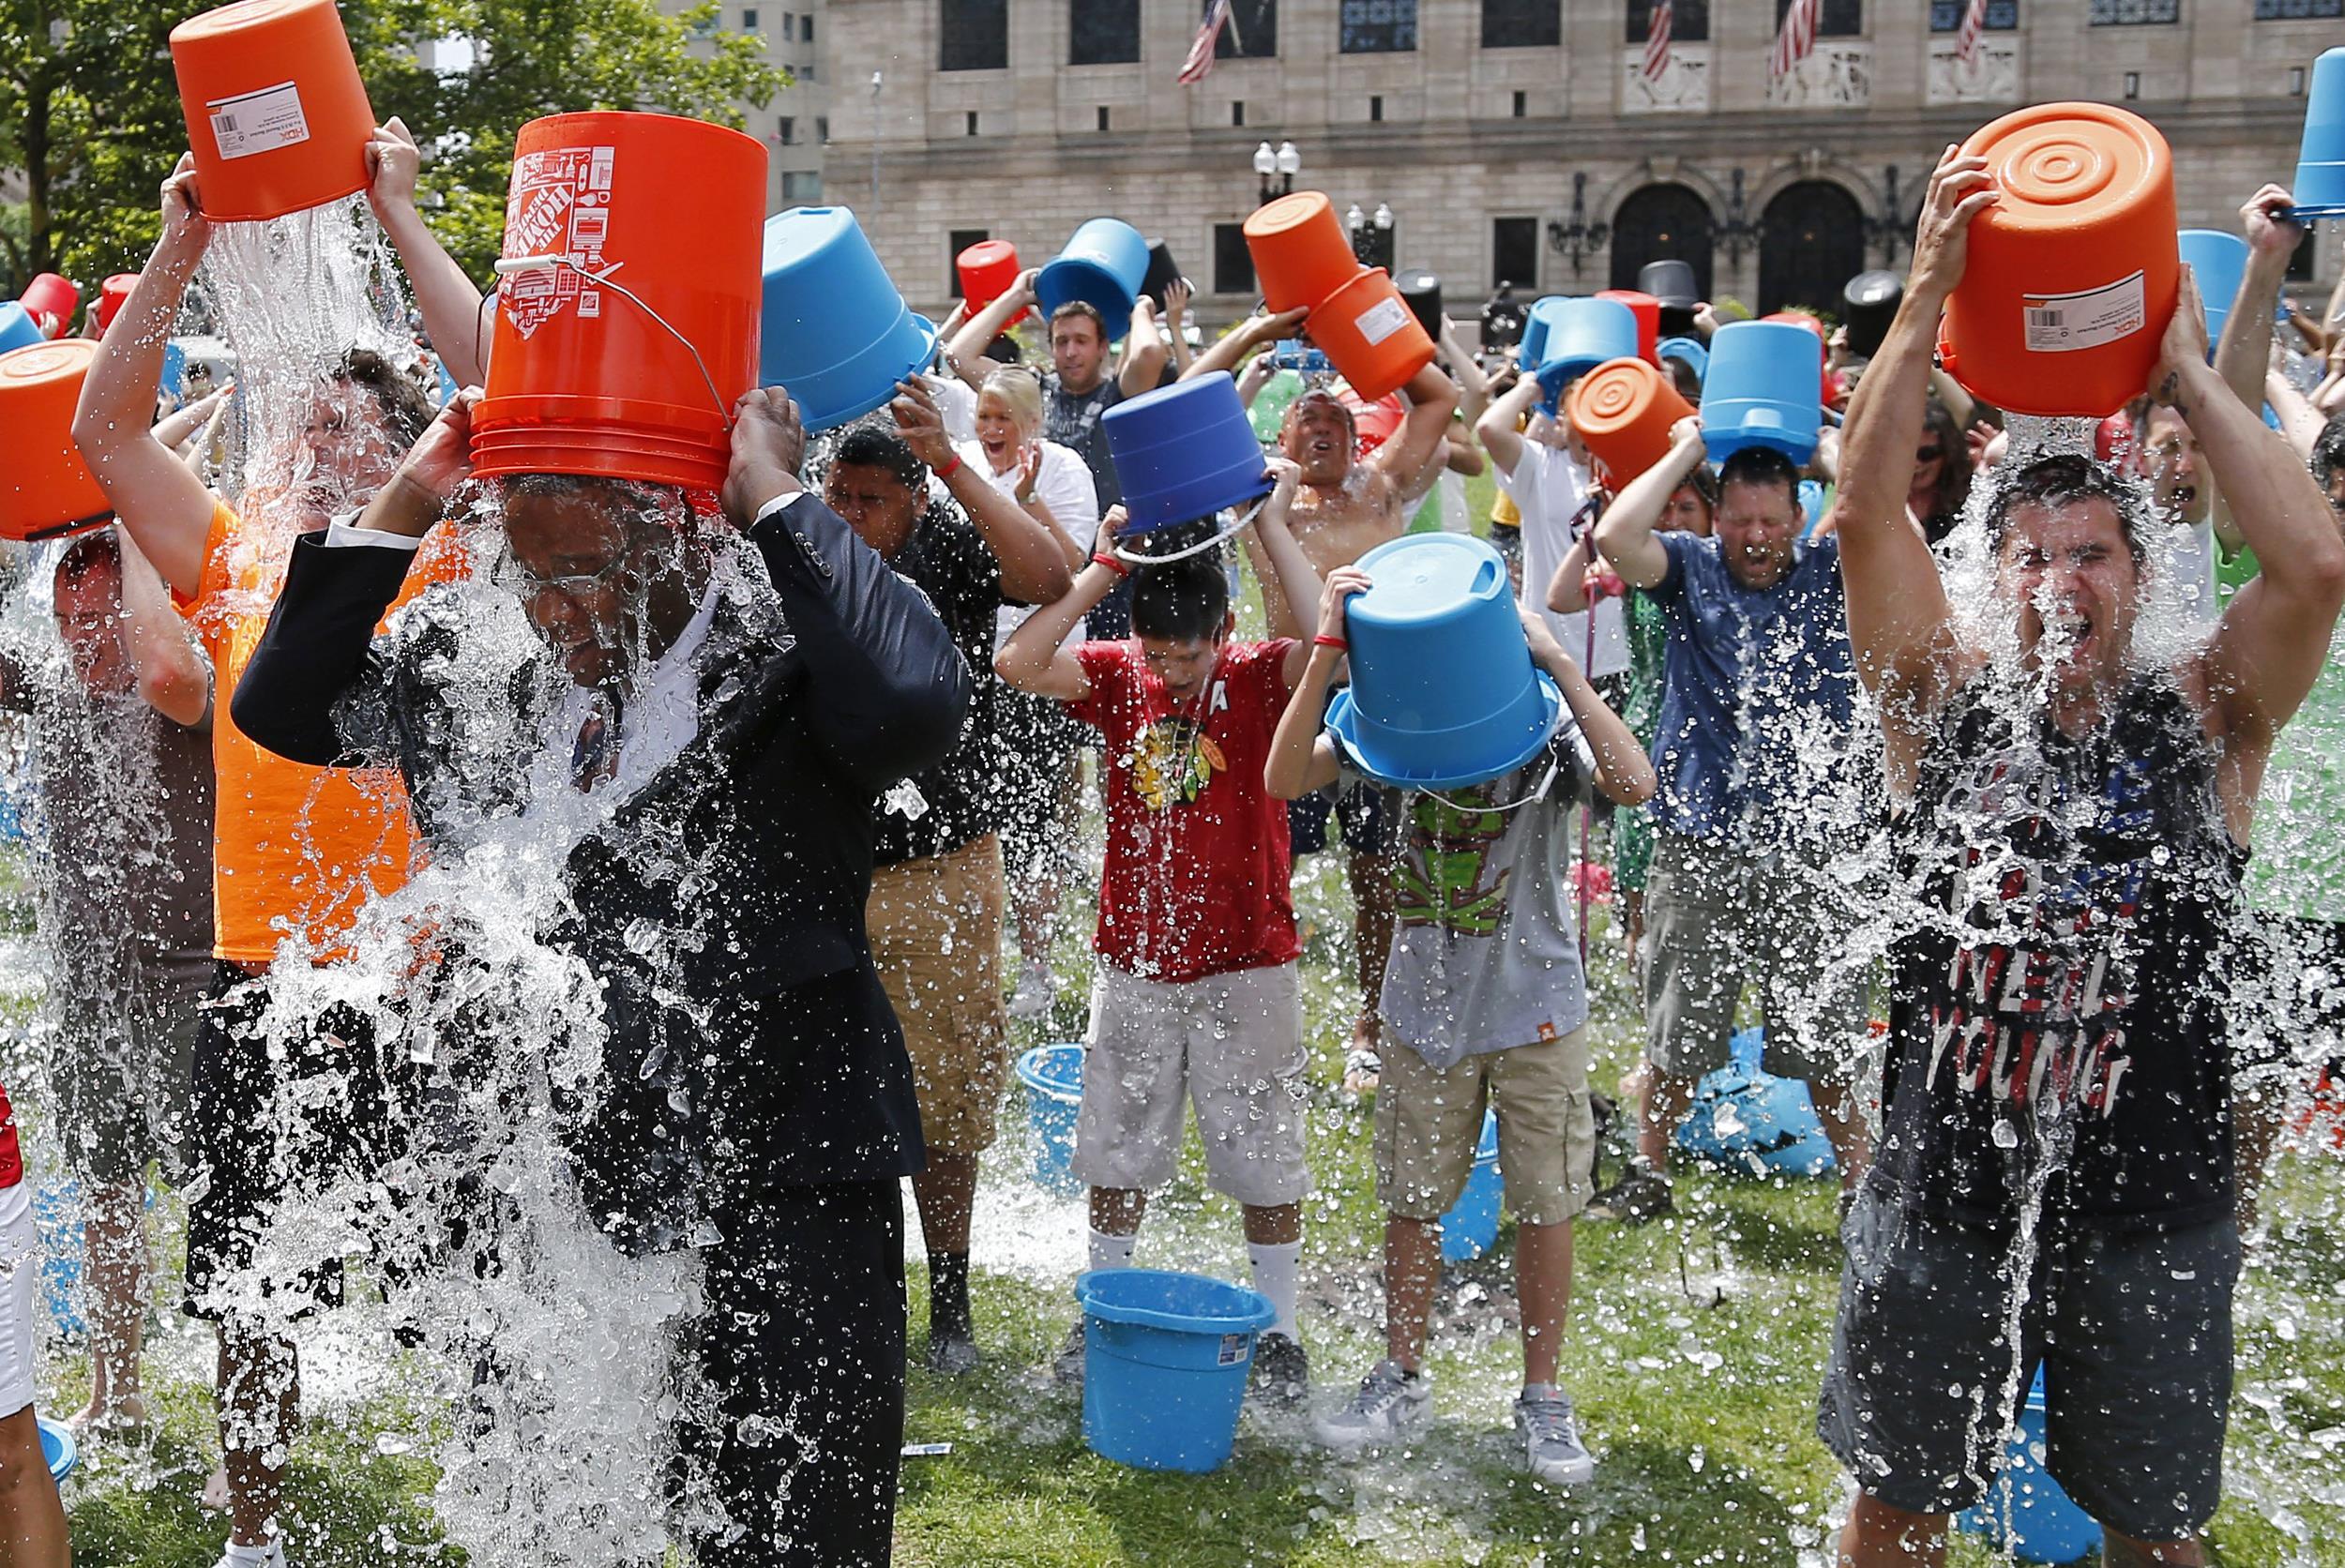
[1187,310,1462,1087]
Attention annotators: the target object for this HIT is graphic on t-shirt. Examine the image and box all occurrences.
[1128,716,1224,812]
[1398,788,1510,937]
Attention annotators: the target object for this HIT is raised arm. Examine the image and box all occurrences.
[1475,371,1541,482]
[996,508,1130,702]
[1592,417,1704,589]
[2212,185,2302,427]
[70,154,219,599]
[1440,316,1492,428]
[367,118,490,387]
[1246,460,1324,691]
[1369,362,1461,490]
[1263,565,1364,801]
[1181,307,1309,384]
[947,267,1036,367]
[1161,279,1196,377]
[888,379,1072,605]
[1117,296,1170,400]
[116,525,210,727]
[1522,609,1656,807]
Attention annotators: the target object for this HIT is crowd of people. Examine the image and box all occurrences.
[0,113,2337,1568]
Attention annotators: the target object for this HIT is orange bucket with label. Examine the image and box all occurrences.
[1244,193,1362,314]
[170,0,377,223]
[1938,102,2178,418]
[0,339,111,542]
[471,113,766,493]
[957,239,1029,326]
[1309,268,1436,402]
[1567,357,1695,490]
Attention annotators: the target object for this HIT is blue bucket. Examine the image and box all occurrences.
[1518,295,1569,376]
[2178,230,2247,352]
[1016,1043,1085,1197]
[2292,48,2345,218]
[1036,219,1150,342]
[1657,336,1708,387]
[1535,297,1640,403]
[0,304,42,356]
[1955,1369,2101,1563]
[36,1418,75,1484]
[1673,1027,1835,1177]
[1102,371,1273,534]
[1440,1110,1503,1262]
[1077,1268,1275,1473]
[159,340,188,400]
[1701,320,1823,466]
[33,1182,84,1339]
[1326,534,1563,790]
[760,206,938,434]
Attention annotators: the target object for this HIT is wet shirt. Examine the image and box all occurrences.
[1369,727,1596,1070]
[0,1079,17,1192]
[1879,675,2244,1230]
[35,687,215,966]
[2244,627,2345,924]
[1645,530,1859,848]
[1066,639,1301,983]
[873,500,1004,867]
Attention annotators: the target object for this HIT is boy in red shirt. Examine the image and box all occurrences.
[996,461,1325,1402]
[0,1078,69,1565]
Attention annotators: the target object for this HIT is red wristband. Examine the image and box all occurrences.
[934,451,964,480]
[1313,634,1348,652]
[1091,550,1131,578]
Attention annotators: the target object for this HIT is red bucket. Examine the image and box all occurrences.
[958,240,1029,327]
[471,113,766,492]
[94,275,140,336]
[170,0,377,223]
[19,274,79,338]
[1596,289,1661,366]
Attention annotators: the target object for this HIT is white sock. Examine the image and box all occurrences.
[1248,1239,1302,1341]
[1087,1228,1137,1274]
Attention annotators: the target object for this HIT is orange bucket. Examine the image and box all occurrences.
[1309,268,1436,403]
[170,0,377,223]
[957,239,1029,326]
[1938,102,2178,418]
[471,113,766,493]
[1566,357,1695,490]
[0,339,111,542]
[1596,290,1662,365]
[1245,193,1363,314]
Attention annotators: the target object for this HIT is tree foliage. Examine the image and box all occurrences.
[1,0,784,300]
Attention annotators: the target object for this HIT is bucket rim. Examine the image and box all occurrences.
[1325,671,1565,792]
[781,313,939,434]
[1015,1042,1084,1099]
[1074,1268,1278,1335]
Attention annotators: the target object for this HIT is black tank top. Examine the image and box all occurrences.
[1877,673,2246,1229]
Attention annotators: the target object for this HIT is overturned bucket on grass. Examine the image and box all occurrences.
[1077,1268,1276,1473]
[1954,1368,2101,1564]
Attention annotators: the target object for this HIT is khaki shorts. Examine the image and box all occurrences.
[1376,1029,1596,1227]
[866,833,1009,1158]
[1642,832,1870,1083]
[1072,961,1310,1207]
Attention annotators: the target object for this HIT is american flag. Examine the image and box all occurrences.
[1954,0,1991,65]
[1770,0,1818,81]
[1642,0,1674,82]
[1178,0,1233,85]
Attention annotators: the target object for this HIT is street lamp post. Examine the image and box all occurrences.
[1253,141,1300,206]
[1346,202,1396,271]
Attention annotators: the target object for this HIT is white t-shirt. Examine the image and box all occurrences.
[1494,442,1630,679]
[927,373,979,445]
[953,436,1100,648]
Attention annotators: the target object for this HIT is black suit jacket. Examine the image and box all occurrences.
[232,492,970,1252]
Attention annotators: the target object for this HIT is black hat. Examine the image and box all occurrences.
[1841,269,1904,359]
[1395,269,1442,339]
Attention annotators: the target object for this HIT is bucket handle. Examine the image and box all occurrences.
[1110,490,1273,565]
[1413,753,1561,817]
[491,254,734,432]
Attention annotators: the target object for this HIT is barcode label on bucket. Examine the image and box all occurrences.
[1354,295,1413,347]
[2020,271,2146,354]
[204,82,310,162]
[1218,1334,1248,1366]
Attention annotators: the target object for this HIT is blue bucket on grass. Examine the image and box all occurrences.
[1440,1110,1503,1262]
[1326,534,1564,791]
[2291,48,2345,219]
[36,1418,75,1484]
[2177,230,2248,353]
[1701,320,1823,466]
[1102,371,1273,534]
[1955,1368,2101,1563]
[1534,297,1640,403]
[1036,219,1150,341]
[0,304,40,356]
[1673,1027,1835,1178]
[1016,1043,1085,1197]
[760,206,938,433]
[1077,1268,1276,1473]
[1657,335,1709,388]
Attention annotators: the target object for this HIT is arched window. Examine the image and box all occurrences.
[1608,185,1715,301]
[1759,182,1865,315]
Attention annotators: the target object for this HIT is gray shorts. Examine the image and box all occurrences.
[1642,832,1870,1082]
[49,948,210,1185]
[1072,961,1310,1207]
[1818,1180,2239,1541]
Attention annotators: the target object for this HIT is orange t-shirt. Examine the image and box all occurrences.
[181,499,461,964]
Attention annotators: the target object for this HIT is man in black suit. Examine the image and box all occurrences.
[231,385,970,1567]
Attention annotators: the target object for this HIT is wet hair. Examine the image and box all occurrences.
[1049,300,1109,341]
[53,529,122,591]
[335,348,434,448]
[1130,552,1230,642]
[1916,395,1974,523]
[1283,389,1355,441]
[1717,446,1800,511]
[979,365,1046,436]
[1981,455,2149,564]
[825,418,927,489]
[2312,413,2345,497]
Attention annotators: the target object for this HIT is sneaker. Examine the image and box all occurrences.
[1008,959,1056,1020]
[1585,1164,1673,1224]
[1248,1332,1310,1409]
[1514,1387,1596,1486]
[925,1327,981,1377]
[1051,1318,1088,1387]
[1313,1360,1430,1451]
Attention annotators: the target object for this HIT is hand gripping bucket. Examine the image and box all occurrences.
[0,305,41,357]
[18,274,78,338]
[957,239,1028,326]
[1700,320,1823,465]
[0,340,112,543]
[1596,289,1661,366]
[472,113,764,490]
[1036,219,1150,340]
[1101,371,1273,547]
[1307,266,1436,402]
[1439,1110,1503,1262]
[1326,534,1566,791]
[2178,229,2248,352]
[761,205,937,435]
[1937,102,2178,419]
[170,0,377,223]
[1955,1369,2101,1563]
[1244,192,1363,314]
[2291,48,2345,219]
[1567,356,1696,490]
[1077,1269,1276,1473]
[1015,1043,1084,1197]
[1533,297,1640,403]
[1841,269,1904,359]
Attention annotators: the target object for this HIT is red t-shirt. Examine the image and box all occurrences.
[0,1079,21,1190]
[1067,639,1302,984]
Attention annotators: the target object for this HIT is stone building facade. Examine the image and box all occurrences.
[672,0,834,210]
[822,0,2340,324]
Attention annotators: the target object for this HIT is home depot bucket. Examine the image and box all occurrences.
[1308,266,1435,402]
[1701,320,1823,465]
[1596,288,1661,365]
[1036,219,1149,339]
[170,0,377,223]
[1077,1269,1275,1473]
[17,274,77,338]
[1244,192,1362,314]
[762,204,935,434]
[1102,371,1272,535]
[0,339,111,542]
[957,239,1028,326]
[1568,356,1696,489]
[2178,229,2248,351]
[472,113,764,490]
[94,274,140,336]
[1938,101,2178,418]
[2292,47,2345,217]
